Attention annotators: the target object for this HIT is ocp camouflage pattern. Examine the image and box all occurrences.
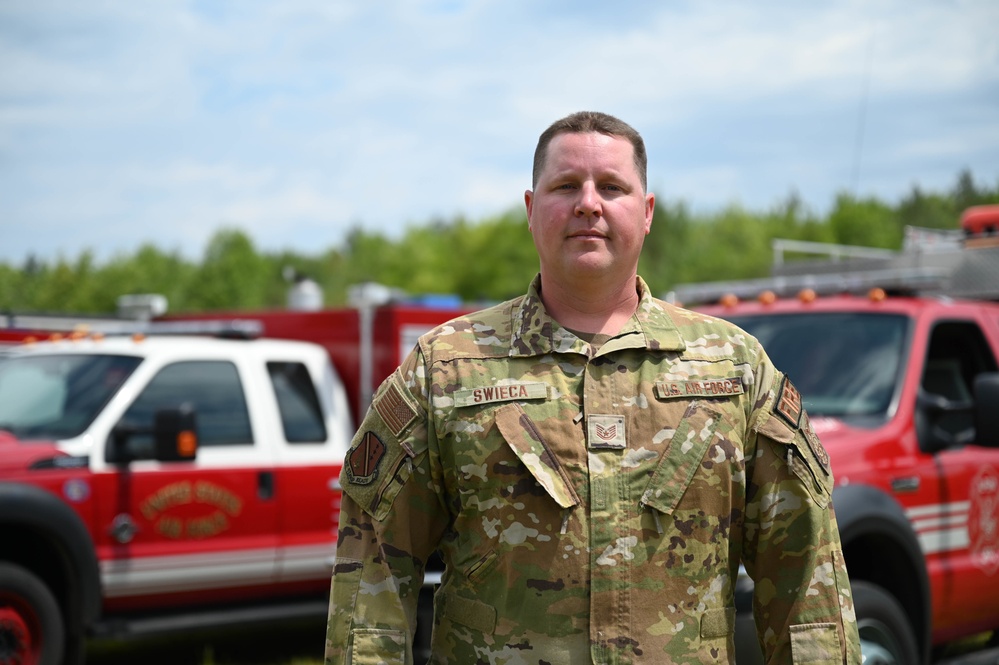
[325,276,861,664]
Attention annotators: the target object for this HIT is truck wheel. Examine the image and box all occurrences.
[852,580,919,665]
[0,562,64,665]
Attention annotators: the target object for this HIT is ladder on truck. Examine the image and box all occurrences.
[667,223,999,306]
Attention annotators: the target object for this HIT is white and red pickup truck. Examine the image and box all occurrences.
[0,290,467,665]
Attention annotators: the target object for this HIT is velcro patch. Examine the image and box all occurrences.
[655,378,744,399]
[774,375,802,429]
[804,420,831,475]
[453,382,548,407]
[374,383,417,439]
[346,431,385,485]
[587,414,626,449]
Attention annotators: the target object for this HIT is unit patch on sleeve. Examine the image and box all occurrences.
[804,419,831,475]
[374,382,417,439]
[346,431,386,486]
[773,375,802,429]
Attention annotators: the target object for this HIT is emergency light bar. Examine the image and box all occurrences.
[667,266,948,306]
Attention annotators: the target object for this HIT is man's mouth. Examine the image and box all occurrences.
[568,230,607,240]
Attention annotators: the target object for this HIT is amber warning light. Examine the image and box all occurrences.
[178,431,197,458]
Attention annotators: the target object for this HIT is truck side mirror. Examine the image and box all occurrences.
[154,407,198,462]
[974,373,999,447]
[108,407,198,465]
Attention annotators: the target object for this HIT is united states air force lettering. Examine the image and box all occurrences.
[655,378,745,399]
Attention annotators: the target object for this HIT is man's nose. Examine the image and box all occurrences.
[574,182,602,217]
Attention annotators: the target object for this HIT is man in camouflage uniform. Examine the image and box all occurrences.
[325,111,861,664]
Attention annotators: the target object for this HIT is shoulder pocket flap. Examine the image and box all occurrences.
[641,403,722,516]
[340,416,419,522]
[494,403,580,509]
[754,410,795,444]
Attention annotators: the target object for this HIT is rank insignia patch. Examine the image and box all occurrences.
[346,431,385,485]
[774,375,802,429]
[587,414,626,449]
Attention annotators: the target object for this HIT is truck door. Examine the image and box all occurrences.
[915,317,999,636]
[266,359,344,589]
[93,358,280,610]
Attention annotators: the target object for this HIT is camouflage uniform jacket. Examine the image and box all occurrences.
[325,276,861,665]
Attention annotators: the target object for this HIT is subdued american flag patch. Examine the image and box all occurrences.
[374,382,418,439]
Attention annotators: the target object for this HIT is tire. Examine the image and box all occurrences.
[852,580,920,665]
[0,562,64,665]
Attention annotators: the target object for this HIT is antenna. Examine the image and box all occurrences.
[851,26,876,194]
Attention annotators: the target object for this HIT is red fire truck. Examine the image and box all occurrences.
[672,225,999,664]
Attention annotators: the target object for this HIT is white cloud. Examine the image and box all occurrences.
[1,0,997,264]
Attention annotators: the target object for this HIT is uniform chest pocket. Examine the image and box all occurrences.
[640,402,723,517]
[493,403,580,510]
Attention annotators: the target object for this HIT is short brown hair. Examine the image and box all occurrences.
[532,111,648,191]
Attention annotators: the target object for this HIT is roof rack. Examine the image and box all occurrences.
[0,313,264,340]
[668,225,999,306]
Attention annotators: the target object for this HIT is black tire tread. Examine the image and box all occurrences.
[0,561,65,665]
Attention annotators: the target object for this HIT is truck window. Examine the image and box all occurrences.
[267,361,327,443]
[0,354,141,440]
[921,321,998,439]
[726,312,909,424]
[119,361,253,447]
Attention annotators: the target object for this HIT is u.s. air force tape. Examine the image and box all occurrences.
[655,377,745,399]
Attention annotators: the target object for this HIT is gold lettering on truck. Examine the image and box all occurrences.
[139,480,244,539]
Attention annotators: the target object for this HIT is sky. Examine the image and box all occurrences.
[2,0,997,266]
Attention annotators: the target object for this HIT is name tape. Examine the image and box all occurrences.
[454,382,549,407]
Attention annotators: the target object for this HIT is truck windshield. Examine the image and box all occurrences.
[725,312,909,423]
[0,354,142,440]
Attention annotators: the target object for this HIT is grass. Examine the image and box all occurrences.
[85,616,326,665]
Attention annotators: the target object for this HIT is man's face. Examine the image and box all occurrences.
[525,131,654,287]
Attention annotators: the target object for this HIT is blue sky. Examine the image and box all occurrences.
[2,0,997,265]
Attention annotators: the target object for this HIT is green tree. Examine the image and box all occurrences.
[827,193,900,248]
[188,229,268,311]
[639,199,692,293]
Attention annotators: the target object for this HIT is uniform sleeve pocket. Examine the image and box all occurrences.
[494,403,580,509]
[348,627,407,664]
[341,370,426,521]
[325,558,363,660]
[789,623,843,664]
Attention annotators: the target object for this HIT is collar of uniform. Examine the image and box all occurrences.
[631,276,686,353]
[509,275,685,358]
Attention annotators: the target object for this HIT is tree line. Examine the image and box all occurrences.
[2,170,996,316]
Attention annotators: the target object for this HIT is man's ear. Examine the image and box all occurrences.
[525,190,534,227]
[644,192,655,235]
